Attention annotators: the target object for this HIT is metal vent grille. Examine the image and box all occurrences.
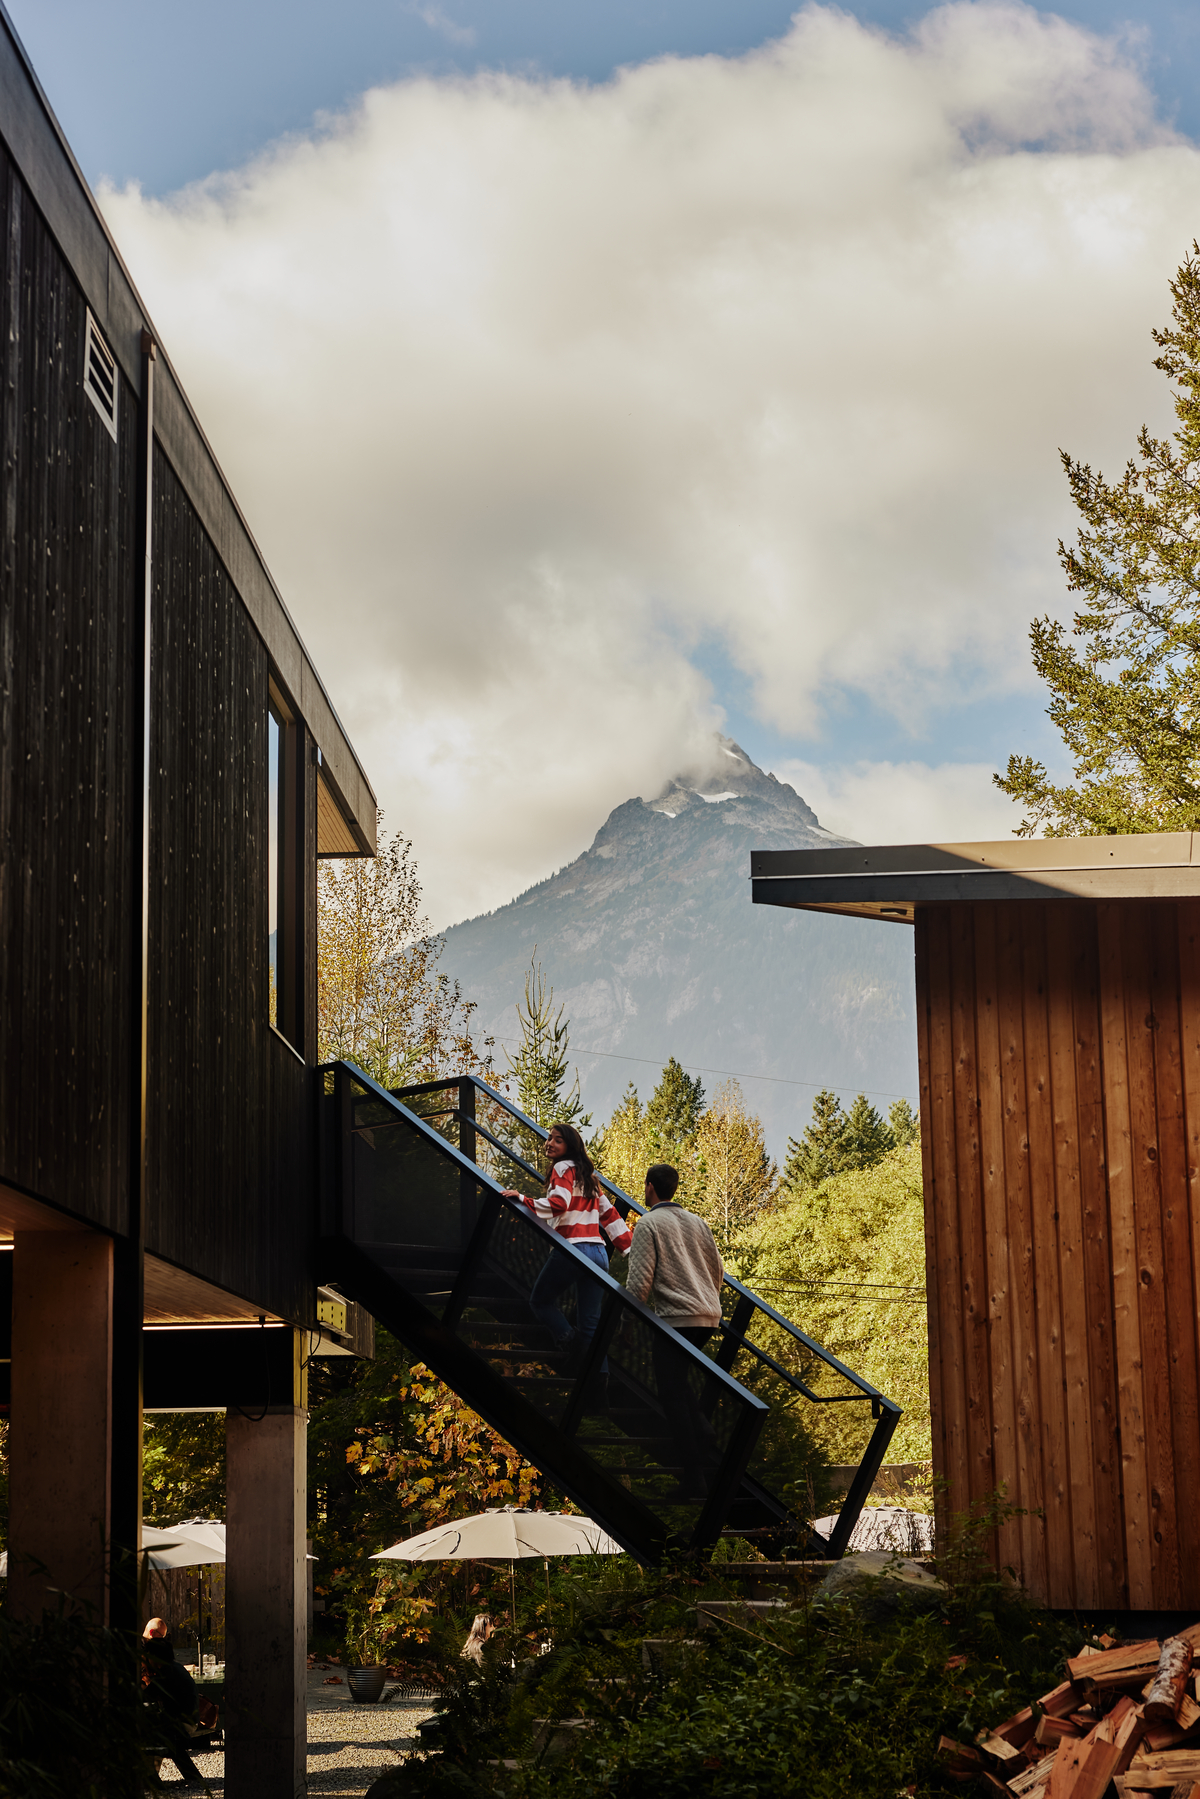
[83,310,118,440]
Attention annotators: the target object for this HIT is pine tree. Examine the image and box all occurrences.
[503,956,590,1156]
[645,1057,706,1157]
[996,246,1200,835]
[887,1097,919,1148]
[783,1089,847,1191]
[841,1095,893,1169]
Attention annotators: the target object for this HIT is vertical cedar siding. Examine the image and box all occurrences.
[915,897,1200,1610]
[0,140,135,1230]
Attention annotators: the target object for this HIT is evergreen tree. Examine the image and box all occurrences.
[645,1057,706,1157]
[996,247,1200,835]
[503,956,590,1154]
[784,1087,904,1191]
[887,1097,920,1148]
[841,1095,893,1168]
[783,1089,847,1190]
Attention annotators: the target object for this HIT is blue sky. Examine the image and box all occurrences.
[12,0,1199,919]
[12,0,1199,195]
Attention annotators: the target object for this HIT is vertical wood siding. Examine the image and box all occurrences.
[0,142,319,1321]
[146,448,311,1325]
[0,141,135,1229]
[917,897,1200,1609]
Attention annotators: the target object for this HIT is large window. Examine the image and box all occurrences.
[268,685,303,1050]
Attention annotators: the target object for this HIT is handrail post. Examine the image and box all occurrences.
[337,1063,355,1240]
[823,1402,901,1559]
[459,1078,478,1246]
[715,1295,754,1373]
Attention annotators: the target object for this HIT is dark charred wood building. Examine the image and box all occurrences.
[753,833,1200,1615]
[0,7,376,1790]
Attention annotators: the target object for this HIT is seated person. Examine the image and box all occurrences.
[142,1622,205,1789]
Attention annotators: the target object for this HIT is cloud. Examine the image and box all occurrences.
[98,3,1200,924]
[409,4,476,49]
[774,757,1026,846]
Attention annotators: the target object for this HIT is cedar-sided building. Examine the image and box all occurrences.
[753,832,1200,1615]
[0,7,376,1789]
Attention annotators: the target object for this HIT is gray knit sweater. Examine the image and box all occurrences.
[625,1202,724,1328]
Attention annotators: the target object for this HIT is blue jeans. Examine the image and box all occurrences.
[530,1240,610,1366]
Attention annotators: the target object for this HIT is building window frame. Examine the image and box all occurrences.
[268,676,304,1051]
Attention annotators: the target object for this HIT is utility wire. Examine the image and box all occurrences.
[490,1035,913,1104]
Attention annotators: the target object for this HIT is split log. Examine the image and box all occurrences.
[1036,1717,1082,1747]
[1123,1751,1200,1788]
[1144,1695,1200,1754]
[1006,1754,1057,1795]
[936,1736,982,1778]
[976,1729,1023,1764]
[1068,1642,1161,1684]
[1146,1642,1195,1724]
[1112,1704,1151,1776]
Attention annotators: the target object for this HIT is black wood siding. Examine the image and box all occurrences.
[146,447,312,1323]
[0,139,318,1322]
[0,139,135,1230]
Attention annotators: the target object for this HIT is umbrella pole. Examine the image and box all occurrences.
[510,1559,515,1631]
[544,1559,552,1634]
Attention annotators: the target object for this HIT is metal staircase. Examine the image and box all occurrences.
[318,1062,900,1564]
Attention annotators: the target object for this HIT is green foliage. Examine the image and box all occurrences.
[399,1528,1095,1799]
[887,1097,919,1149]
[644,1058,705,1157]
[308,1326,549,1665]
[503,957,590,1151]
[737,1141,930,1465]
[0,1604,156,1798]
[783,1088,908,1192]
[142,1413,225,1525]
[996,245,1200,835]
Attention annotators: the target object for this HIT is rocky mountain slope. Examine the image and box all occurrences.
[440,740,918,1155]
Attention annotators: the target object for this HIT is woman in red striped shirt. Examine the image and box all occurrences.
[505,1122,631,1370]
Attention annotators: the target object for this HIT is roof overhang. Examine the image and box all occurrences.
[750,831,1200,924]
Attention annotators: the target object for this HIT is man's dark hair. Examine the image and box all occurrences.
[645,1164,679,1201]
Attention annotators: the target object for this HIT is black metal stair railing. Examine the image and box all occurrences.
[318,1060,770,1564]
[390,1073,903,1558]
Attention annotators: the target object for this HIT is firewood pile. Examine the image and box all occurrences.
[938,1626,1200,1796]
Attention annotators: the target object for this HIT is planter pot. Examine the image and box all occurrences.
[347,1664,387,1704]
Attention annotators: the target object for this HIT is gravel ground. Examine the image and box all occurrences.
[151,1667,439,1796]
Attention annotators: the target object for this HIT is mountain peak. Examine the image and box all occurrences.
[641,736,828,836]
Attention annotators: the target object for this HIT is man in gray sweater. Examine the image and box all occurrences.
[626,1164,724,1348]
[626,1164,724,1500]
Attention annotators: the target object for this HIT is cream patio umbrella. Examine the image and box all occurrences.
[372,1506,623,1627]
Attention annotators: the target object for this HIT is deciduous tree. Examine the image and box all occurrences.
[317,823,490,1087]
[694,1080,777,1249]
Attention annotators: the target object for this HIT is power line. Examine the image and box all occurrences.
[490,1035,913,1104]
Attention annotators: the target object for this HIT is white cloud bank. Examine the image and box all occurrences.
[100,2,1200,923]
[775,758,1025,845]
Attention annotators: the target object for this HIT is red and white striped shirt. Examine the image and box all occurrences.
[522,1160,633,1253]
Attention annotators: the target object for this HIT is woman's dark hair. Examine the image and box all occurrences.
[545,1121,600,1199]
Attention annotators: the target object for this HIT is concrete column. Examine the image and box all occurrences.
[225,1385,307,1799]
[9,1232,114,1620]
